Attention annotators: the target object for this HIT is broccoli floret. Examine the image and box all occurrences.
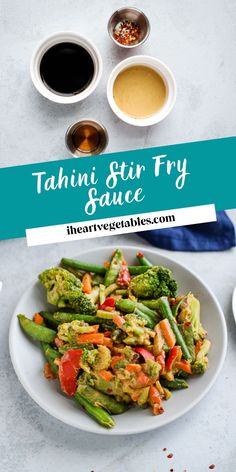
[192,339,210,374]
[178,296,207,341]
[38,267,96,315]
[192,357,208,374]
[130,266,177,299]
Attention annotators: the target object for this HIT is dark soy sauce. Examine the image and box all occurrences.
[40,42,94,95]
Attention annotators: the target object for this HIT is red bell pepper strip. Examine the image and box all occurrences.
[165,346,182,371]
[99,297,116,310]
[134,347,155,362]
[58,349,83,396]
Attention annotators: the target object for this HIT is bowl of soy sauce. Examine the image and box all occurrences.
[30,32,103,104]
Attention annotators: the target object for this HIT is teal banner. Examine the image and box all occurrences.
[0,137,235,240]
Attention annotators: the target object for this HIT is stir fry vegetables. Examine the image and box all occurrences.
[17,249,211,429]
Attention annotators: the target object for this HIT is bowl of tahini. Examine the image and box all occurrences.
[107,55,177,127]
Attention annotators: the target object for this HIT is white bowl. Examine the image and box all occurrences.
[9,245,227,435]
[107,55,177,126]
[30,32,103,104]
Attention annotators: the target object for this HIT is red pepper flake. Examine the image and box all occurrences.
[167,453,173,459]
[209,466,216,470]
[163,447,167,451]
[113,19,141,46]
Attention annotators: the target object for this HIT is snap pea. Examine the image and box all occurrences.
[115,289,128,297]
[139,300,160,310]
[160,378,189,390]
[136,252,153,267]
[116,299,160,324]
[158,297,191,360]
[74,392,115,428]
[18,314,56,343]
[134,308,155,329]
[104,249,123,287]
[77,384,128,415]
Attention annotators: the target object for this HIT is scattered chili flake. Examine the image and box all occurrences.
[163,447,167,451]
[113,19,141,45]
[167,453,173,459]
[209,465,216,470]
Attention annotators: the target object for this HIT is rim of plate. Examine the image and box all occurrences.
[9,244,227,435]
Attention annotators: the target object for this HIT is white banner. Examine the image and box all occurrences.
[26,204,216,247]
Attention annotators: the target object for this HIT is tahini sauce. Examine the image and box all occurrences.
[113,65,166,118]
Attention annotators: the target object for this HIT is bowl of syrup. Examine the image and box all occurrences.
[65,120,108,157]
[30,32,103,104]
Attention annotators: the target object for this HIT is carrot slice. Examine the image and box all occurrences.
[149,385,160,404]
[125,364,142,373]
[159,319,176,348]
[103,337,113,349]
[98,370,114,381]
[195,340,203,354]
[77,333,104,344]
[33,313,44,325]
[175,360,192,374]
[82,273,92,294]
[113,314,125,328]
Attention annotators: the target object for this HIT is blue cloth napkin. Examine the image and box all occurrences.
[138,211,236,251]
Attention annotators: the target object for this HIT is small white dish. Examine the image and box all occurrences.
[30,32,103,104]
[9,245,227,435]
[107,55,177,126]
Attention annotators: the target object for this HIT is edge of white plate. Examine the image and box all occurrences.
[9,244,228,435]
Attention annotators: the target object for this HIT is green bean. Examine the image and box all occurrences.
[136,252,153,266]
[77,385,128,415]
[41,342,60,375]
[179,324,195,362]
[52,312,107,325]
[104,249,123,287]
[172,294,190,318]
[74,392,115,428]
[40,311,60,329]
[18,315,56,343]
[158,297,191,360]
[61,257,149,276]
[160,378,189,390]
[61,258,106,274]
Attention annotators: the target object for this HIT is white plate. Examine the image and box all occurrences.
[9,245,227,435]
